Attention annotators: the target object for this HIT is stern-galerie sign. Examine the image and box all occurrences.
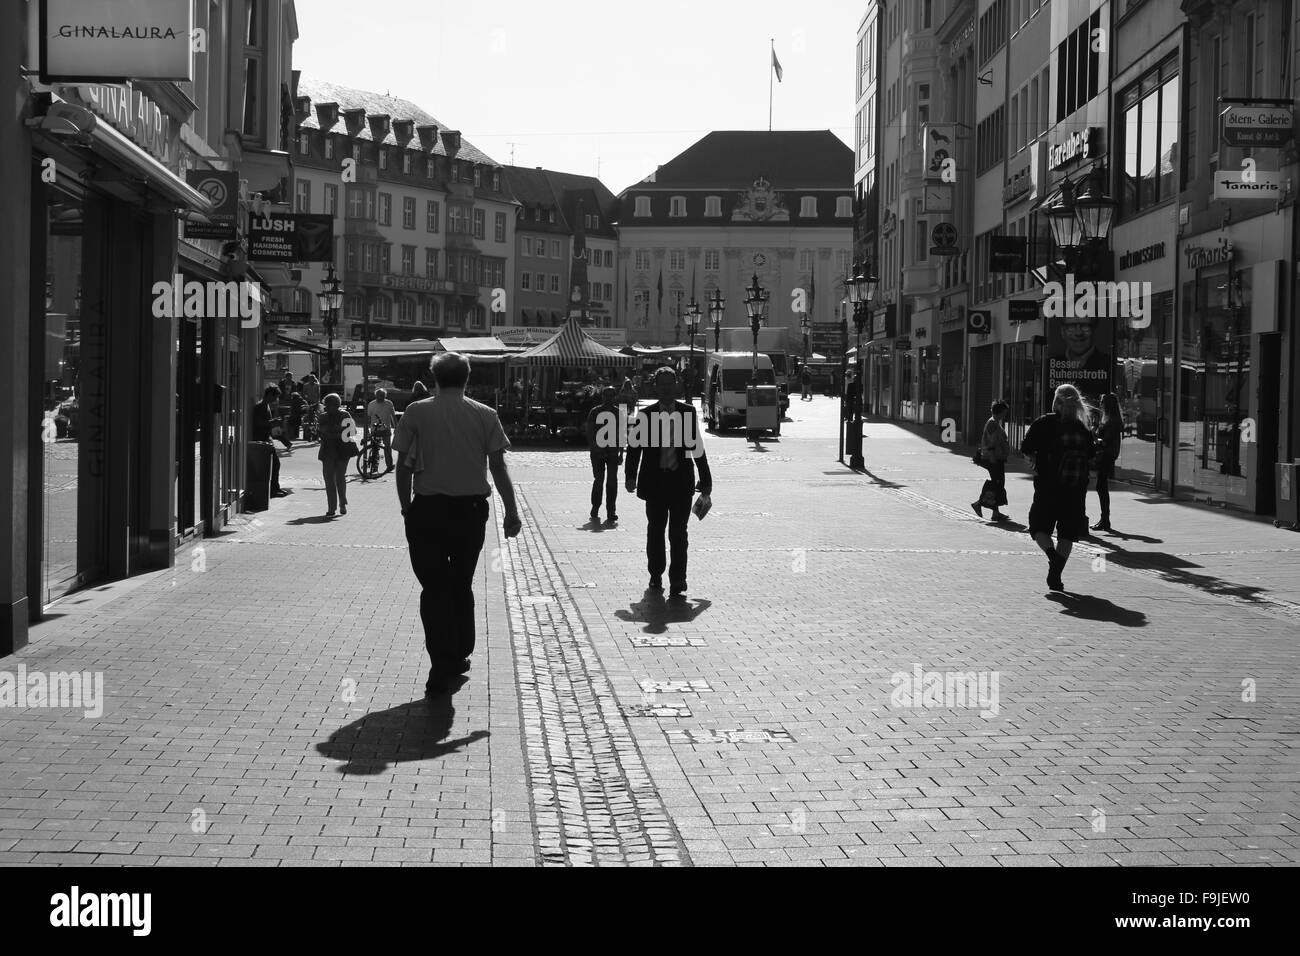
[40,0,193,82]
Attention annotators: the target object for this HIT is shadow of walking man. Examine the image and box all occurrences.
[615,591,712,635]
[1046,592,1148,628]
[316,698,489,775]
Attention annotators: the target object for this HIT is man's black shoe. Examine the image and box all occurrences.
[606,514,618,524]
[272,489,290,498]
[1046,554,1066,592]
[669,585,687,600]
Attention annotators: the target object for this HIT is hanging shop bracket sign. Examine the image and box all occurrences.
[1221,98,1294,148]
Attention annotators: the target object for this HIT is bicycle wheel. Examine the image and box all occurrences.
[355,440,381,479]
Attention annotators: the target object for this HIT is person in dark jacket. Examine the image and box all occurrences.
[625,367,713,599]
[1020,384,1097,591]
[252,386,288,497]
[1091,392,1124,532]
[317,393,356,517]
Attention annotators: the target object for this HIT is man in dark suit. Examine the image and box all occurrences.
[625,367,713,599]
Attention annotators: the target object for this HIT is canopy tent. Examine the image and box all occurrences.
[510,316,635,368]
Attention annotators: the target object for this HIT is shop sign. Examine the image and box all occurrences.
[1003,161,1033,204]
[40,0,193,83]
[895,337,912,350]
[183,170,239,240]
[1048,127,1096,170]
[1118,242,1166,271]
[1214,169,1283,199]
[382,274,441,293]
[1008,299,1039,323]
[989,236,1027,273]
[967,309,991,334]
[58,82,177,168]
[248,213,334,262]
[1184,240,1234,271]
[1221,103,1294,148]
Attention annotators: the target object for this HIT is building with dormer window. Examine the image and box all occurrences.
[616,131,854,347]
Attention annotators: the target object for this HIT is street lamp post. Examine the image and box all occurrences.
[743,273,769,386]
[845,260,878,471]
[707,288,725,419]
[685,297,701,404]
[317,263,343,388]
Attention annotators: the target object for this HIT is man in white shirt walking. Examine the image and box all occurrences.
[393,354,522,696]
[366,387,398,473]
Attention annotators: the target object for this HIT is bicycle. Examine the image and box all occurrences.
[355,420,391,480]
[301,403,321,442]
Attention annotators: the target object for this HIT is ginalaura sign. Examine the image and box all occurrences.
[56,82,177,168]
[40,0,193,82]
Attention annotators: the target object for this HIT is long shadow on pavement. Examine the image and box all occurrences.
[316,696,489,775]
[1046,592,1148,627]
[615,592,713,634]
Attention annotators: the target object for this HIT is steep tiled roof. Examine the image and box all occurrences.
[504,166,619,236]
[627,131,852,190]
[296,76,497,166]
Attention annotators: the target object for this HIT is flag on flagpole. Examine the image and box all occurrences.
[809,263,816,320]
[772,47,783,83]
[656,267,664,316]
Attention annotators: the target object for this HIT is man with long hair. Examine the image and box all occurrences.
[1020,384,1097,591]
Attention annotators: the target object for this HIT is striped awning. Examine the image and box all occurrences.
[511,317,636,367]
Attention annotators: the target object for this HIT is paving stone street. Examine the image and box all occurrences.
[2,397,1298,867]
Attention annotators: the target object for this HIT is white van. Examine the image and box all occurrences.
[705,352,779,434]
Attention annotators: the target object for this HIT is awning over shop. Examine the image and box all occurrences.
[39,93,216,216]
[510,317,636,367]
[437,337,512,354]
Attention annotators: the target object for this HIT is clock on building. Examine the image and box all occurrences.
[752,252,767,268]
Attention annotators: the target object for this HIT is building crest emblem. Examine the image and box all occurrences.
[732,175,789,222]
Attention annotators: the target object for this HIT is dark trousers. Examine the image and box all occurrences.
[373,428,393,469]
[405,494,489,667]
[321,458,348,511]
[986,461,1006,510]
[270,447,282,494]
[590,452,618,515]
[1095,463,1112,521]
[645,493,692,587]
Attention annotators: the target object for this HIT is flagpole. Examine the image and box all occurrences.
[769,38,774,132]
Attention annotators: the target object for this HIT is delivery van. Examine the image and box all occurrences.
[705,352,780,435]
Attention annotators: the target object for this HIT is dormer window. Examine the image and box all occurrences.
[836,196,853,217]
[669,196,687,217]
[492,170,501,191]
[379,148,388,170]
[634,196,651,217]
[800,197,817,217]
[473,166,482,187]
[402,152,412,174]
[324,136,335,159]
[705,196,722,217]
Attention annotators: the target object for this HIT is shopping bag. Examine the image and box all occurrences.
[692,494,712,521]
[979,480,1007,509]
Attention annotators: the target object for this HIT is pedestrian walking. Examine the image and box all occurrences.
[302,373,321,409]
[586,386,623,524]
[971,399,1011,522]
[800,365,812,401]
[1091,392,1124,533]
[618,376,637,417]
[316,394,357,517]
[625,366,713,599]
[251,386,288,497]
[366,387,397,473]
[393,353,522,697]
[1020,384,1097,591]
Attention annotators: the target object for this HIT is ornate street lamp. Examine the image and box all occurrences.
[709,287,725,352]
[845,260,878,470]
[743,273,769,385]
[1073,166,1117,244]
[317,263,344,384]
[685,297,701,403]
[1046,166,1116,277]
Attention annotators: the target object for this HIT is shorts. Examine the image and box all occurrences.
[1027,483,1088,541]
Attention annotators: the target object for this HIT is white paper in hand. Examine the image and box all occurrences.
[692,494,712,521]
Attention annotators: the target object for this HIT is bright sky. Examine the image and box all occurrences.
[293,0,861,194]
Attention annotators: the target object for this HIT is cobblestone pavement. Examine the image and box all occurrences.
[2,400,1298,867]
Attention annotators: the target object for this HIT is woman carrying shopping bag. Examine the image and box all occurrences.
[1091,392,1125,533]
[972,399,1011,522]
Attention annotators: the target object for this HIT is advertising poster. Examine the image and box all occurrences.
[1046,312,1113,404]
